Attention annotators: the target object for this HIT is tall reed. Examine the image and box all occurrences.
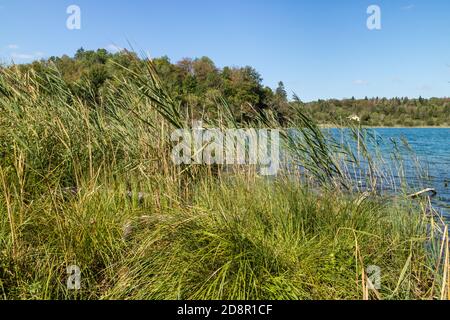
[0,56,447,300]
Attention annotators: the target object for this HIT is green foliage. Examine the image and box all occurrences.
[0,52,447,300]
[8,48,449,127]
[304,97,450,127]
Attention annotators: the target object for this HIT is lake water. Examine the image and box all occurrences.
[370,128,449,216]
[328,128,450,217]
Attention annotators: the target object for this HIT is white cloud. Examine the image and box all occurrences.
[353,80,369,86]
[11,53,34,60]
[10,52,45,61]
[6,44,19,49]
[401,4,415,10]
[391,76,403,84]
[417,84,432,91]
[105,44,123,53]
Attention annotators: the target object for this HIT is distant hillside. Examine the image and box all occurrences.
[304,97,450,127]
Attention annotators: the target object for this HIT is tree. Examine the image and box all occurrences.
[275,81,287,102]
[13,48,450,127]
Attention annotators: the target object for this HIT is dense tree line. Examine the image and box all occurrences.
[304,96,450,127]
[9,48,450,126]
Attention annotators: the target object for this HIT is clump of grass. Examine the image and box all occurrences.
[0,57,448,300]
[102,177,440,300]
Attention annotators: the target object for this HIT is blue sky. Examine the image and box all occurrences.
[0,0,449,101]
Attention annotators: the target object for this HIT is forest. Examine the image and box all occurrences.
[11,48,450,127]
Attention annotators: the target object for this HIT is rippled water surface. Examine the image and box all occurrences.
[371,128,449,214]
[327,128,449,216]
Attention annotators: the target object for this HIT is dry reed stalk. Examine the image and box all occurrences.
[440,226,448,300]
[0,166,17,258]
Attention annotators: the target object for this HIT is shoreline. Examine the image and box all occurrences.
[319,125,450,129]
